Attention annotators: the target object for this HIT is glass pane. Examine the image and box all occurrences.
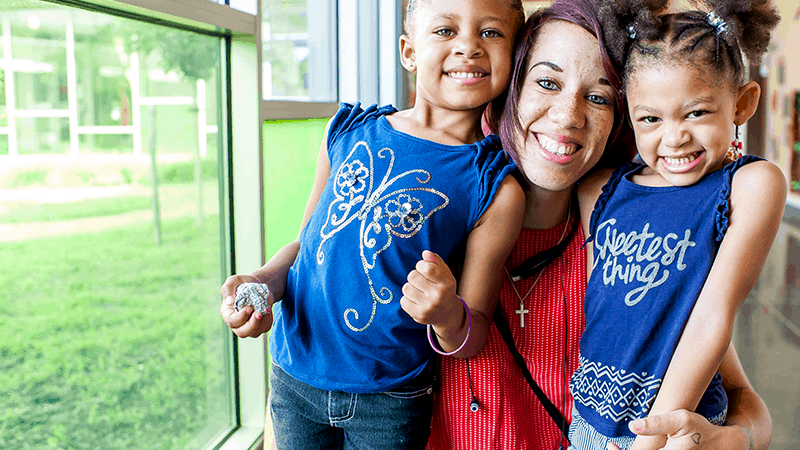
[1,69,6,127]
[262,0,335,101]
[263,118,326,258]
[9,11,69,110]
[0,2,234,449]
[204,0,257,14]
[16,116,69,154]
[230,0,258,15]
[734,223,800,450]
[73,14,132,127]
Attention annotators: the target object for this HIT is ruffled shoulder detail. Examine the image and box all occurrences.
[585,162,642,244]
[473,134,517,220]
[326,102,397,150]
[714,155,765,242]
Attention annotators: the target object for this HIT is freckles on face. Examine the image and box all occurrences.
[512,20,616,192]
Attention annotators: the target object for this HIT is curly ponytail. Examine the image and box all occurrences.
[598,0,780,89]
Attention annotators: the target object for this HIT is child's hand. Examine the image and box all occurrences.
[400,251,463,332]
[220,274,274,338]
[628,433,667,450]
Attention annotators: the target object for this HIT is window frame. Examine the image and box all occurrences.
[29,0,407,448]
[35,1,265,449]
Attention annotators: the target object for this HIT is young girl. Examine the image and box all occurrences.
[570,1,784,449]
[219,0,526,448]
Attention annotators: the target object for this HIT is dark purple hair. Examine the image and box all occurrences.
[487,0,635,172]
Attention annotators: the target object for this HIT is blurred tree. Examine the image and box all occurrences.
[125,23,219,229]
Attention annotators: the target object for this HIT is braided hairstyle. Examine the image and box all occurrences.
[403,0,525,36]
[599,0,780,90]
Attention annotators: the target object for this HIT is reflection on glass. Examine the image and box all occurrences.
[262,0,335,101]
[10,13,68,111]
[0,1,233,449]
[734,222,800,450]
[1,69,6,127]
[16,117,69,154]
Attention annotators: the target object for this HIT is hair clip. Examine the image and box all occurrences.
[627,24,637,39]
[706,11,728,35]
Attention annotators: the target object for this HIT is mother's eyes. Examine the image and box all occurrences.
[536,78,558,90]
[536,78,611,106]
[586,94,610,106]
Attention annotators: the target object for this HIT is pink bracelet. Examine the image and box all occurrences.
[427,296,472,356]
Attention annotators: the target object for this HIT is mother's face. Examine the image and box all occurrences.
[514,20,616,192]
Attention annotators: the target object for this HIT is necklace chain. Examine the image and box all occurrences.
[505,205,572,328]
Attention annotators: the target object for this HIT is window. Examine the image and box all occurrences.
[261,0,335,102]
[0,1,236,448]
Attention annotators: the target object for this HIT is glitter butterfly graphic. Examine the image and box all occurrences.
[316,141,449,332]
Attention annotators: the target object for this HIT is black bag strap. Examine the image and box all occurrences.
[494,306,569,440]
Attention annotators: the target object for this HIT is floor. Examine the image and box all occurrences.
[734,212,800,449]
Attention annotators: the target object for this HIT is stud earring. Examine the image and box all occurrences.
[727,125,743,160]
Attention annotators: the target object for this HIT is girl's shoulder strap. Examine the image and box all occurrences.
[714,155,766,242]
[327,102,398,150]
[470,134,518,225]
[585,161,642,244]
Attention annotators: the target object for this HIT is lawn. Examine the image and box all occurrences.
[0,211,232,449]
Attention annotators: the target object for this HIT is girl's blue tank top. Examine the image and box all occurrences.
[270,103,516,393]
[571,155,763,439]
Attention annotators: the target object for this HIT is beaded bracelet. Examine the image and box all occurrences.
[427,295,472,356]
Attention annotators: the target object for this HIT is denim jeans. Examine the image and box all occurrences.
[269,361,435,450]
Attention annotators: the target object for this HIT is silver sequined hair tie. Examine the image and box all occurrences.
[627,24,637,39]
[706,11,728,35]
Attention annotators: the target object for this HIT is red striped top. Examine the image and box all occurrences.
[427,221,587,450]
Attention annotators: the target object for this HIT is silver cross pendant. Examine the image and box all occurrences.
[516,305,529,328]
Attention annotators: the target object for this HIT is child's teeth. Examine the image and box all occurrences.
[449,72,485,78]
[664,154,698,165]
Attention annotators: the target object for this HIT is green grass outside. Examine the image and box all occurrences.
[0,118,324,448]
[0,216,231,450]
[1,181,217,225]
[0,195,153,224]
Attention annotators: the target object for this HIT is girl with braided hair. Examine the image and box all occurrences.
[571,1,784,449]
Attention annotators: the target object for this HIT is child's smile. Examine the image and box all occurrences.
[445,65,489,85]
[627,63,740,187]
[660,151,705,173]
[401,0,518,113]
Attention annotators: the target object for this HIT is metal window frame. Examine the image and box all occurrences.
[13,1,407,449]
[43,0,257,36]
[16,1,265,450]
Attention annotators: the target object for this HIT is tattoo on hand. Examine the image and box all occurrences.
[691,433,701,445]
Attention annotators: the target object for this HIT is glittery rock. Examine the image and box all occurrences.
[234,282,271,315]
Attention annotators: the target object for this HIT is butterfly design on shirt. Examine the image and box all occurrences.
[317,140,449,332]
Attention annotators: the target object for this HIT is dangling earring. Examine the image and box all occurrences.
[727,125,743,160]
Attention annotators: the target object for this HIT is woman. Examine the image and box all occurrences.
[426,1,771,449]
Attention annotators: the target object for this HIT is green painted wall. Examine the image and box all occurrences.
[262,118,328,259]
